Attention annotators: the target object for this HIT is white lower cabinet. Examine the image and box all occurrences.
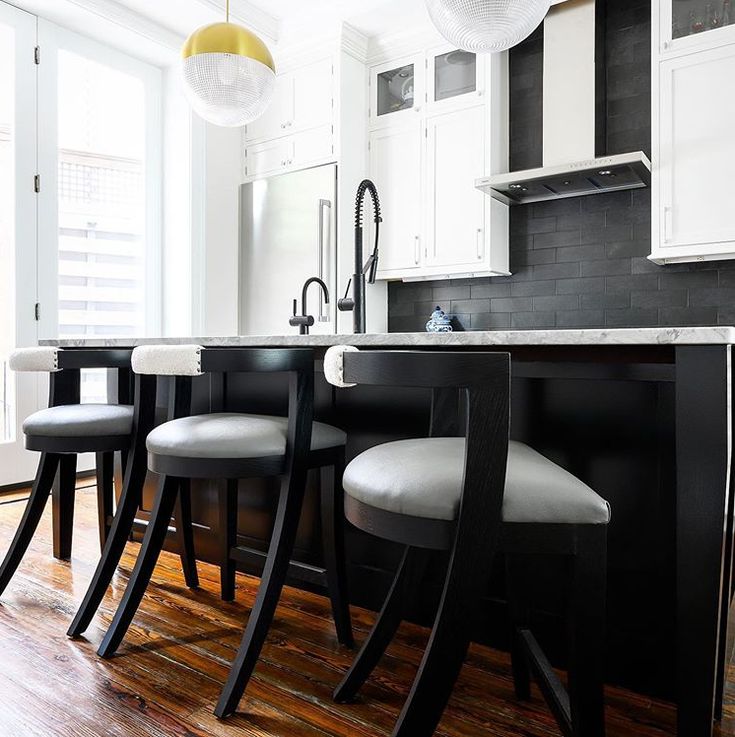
[370,123,423,275]
[651,17,735,263]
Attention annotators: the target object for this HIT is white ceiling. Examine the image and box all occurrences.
[114,0,432,43]
[8,0,433,66]
[246,0,430,39]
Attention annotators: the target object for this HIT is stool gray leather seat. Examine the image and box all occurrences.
[147,413,347,459]
[23,404,134,438]
[343,438,610,525]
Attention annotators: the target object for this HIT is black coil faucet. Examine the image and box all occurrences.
[338,179,381,334]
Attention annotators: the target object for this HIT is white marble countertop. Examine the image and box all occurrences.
[41,326,735,348]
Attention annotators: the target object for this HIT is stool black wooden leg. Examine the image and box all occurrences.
[68,438,150,637]
[506,553,532,701]
[0,453,60,597]
[214,475,307,718]
[334,546,428,703]
[97,475,180,658]
[95,451,114,552]
[567,526,607,737]
[391,540,493,737]
[174,479,199,589]
[321,451,353,648]
[219,480,238,602]
[52,454,77,560]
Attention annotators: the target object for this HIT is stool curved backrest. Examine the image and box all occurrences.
[326,346,511,556]
[9,347,147,454]
[131,345,316,477]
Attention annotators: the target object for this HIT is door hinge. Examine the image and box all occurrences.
[34,46,40,65]
[33,174,41,193]
[34,303,40,321]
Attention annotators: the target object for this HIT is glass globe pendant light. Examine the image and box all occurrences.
[181,0,275,127]
[425,0,552,53]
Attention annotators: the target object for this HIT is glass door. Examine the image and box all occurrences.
[0,2,42,487]
[37,22,162,403]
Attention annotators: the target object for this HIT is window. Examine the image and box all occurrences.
[56,51,148,343]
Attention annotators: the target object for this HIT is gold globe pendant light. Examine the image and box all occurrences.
[181,0,275,127]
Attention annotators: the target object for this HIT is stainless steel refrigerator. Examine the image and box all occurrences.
[239,163,337,336]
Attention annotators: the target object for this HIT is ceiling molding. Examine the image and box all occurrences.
[63,0,184,50]
[341,22,368,63]
[190,0,280,42]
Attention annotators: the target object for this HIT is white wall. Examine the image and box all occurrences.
[161,65,194,337]
[201,123,242,336]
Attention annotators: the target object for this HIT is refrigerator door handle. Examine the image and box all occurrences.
[318,198,332,322]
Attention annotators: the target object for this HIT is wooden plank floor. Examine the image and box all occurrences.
[0,482,733,737]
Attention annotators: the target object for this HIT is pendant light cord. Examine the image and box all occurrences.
[226,0,230,22]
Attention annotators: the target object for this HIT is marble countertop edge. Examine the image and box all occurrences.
[40,326,735,348]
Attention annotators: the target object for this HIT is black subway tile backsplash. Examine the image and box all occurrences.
[387,0,735,332]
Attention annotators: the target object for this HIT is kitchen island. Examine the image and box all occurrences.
[45,327,735,737]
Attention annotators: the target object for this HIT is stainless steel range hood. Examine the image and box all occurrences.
[477,151,651,206]
[477,0,651,206]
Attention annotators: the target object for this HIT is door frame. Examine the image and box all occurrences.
[0,0,42,487]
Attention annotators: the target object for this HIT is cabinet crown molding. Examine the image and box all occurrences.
[367,25,446,65]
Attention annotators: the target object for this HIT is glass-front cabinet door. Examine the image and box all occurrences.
[428,46,483,110]
[370,55,424,128]
[663,0,735,51]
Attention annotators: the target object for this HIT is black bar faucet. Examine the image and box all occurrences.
[338,179,381,334]
[289,276,330,335]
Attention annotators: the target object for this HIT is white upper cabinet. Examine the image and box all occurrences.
[425,106,486,269]
[292,58,334,132]
[659,0,735,54]
[427,45,485,112]
[651,1,735,263]
[370,54,425,129]
[245,73,294,142]
[369,44,508,280]
[653,43,735,261]
[243,57,335,162]
[370,122,423,275]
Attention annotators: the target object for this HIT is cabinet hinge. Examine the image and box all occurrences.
[34,303,40,321]
[34,46,40,65]
[424,127,428,138]
[33,174,41,193]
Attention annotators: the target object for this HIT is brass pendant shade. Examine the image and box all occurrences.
[181,2,276,128]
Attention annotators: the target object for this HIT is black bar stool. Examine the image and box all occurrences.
[0,348,194,606]
[323,346,610,737]
[95,345,353,718]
